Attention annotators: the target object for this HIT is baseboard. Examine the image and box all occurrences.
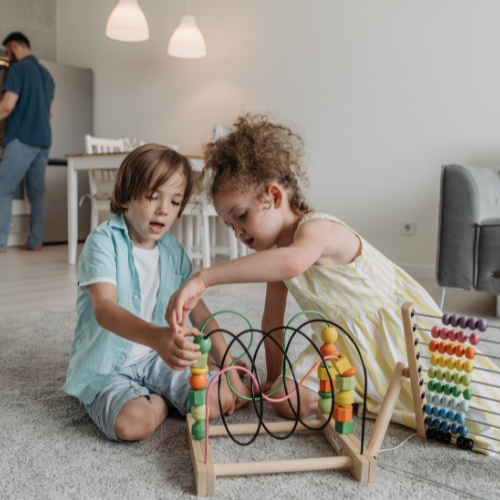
[397,263,436,280]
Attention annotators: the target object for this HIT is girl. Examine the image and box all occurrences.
[166,114,500,454]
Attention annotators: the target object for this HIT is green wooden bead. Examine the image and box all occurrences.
[453,373,463,385]
[318,390,332,399]
[191,421,205,441]
[435,382,444,393]
[462,375,472,387]
[428,367,437,379]
[194,335,211,354]
[463,388,473,400]
[428,380,436,391]
[436,369,445,381]
[320,360,333,369]
[445,370,454,383]
[335,375,356,391]
[191,404,206,422]
[443,384,452,395]
[452,385,461,398]
[335,420,354,434]
[318,397,333,414]
[188,388,206,406]
[193,353,208,369]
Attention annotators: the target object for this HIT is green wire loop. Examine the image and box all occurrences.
[200,309,331,401]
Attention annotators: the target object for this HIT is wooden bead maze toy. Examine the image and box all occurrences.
[401,302,500,454]
[185,310,417,496]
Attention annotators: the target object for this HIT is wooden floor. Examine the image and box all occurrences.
[0,243,498,321]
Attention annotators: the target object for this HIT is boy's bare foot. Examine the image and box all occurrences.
[18,243,42,251]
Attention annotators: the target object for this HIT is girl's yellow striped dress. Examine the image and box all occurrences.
[284,213,500,455]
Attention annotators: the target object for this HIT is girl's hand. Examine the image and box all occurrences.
[151,326,201,370]
[166,274,208,333]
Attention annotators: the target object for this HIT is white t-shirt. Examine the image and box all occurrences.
[79,244,160,368]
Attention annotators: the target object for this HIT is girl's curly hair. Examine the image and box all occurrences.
[203,113,312,215]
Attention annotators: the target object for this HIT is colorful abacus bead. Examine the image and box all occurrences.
[333,403,353,422]
[333,353,352,376]
[469,333,480,346]
[321,327,338,344]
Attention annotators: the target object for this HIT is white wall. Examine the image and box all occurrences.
[57,0,500,271]
[0,0,57,60]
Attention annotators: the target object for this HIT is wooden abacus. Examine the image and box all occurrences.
[401,302,500,454]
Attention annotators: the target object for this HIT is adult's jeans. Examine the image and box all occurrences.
[0,139,50,249]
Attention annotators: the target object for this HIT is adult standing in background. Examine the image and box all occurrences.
[0,32,55,253]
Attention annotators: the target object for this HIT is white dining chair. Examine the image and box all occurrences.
[79,135,126,231]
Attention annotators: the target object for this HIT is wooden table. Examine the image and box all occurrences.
[66,151,204,265]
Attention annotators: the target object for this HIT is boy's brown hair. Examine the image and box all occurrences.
[110,143,194,215]
[203,113,312,216]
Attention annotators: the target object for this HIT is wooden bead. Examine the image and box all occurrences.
[191,404,206,422]
[194,335,211,354]
[320,379,335,392]
[188,388,206,406]
[453,373,462,385]
[429,340,439,352]
[193,352,209,369]
[191,421,206,441]
[448,329,458,342]
[461,375,471,387]
[318,397,333,414]
[335,374,355,391]
[320,343,337,359]
[430,354,440,366]
[455,359,465,372]
[333,403,353,422]
[336,390,355,408]
[446,358,456,370]
[469,333,480,346]
[333,354,352,376]
[189,373,207,390]
[451,385,461,398]
[438,341,447,354]
[465,347,475,360]
[445,370,454,383]
[436,369,445,380]
[341,366,358,377]
[438,356,448,368]
[317,365,336,381]
[335,420,354,434]
[440,328,449,340]
[464,361,474,373]
[428,367,437,379]
[431,326,441,338]
[321,327,338,344]
[455,345,465,358]
[446,343,456,356]
[318,390,332,399]
[190,365,209,375]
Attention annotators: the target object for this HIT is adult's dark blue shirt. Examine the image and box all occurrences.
[2,55,55,148]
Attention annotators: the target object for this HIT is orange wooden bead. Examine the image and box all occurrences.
[320,343,338,360]
[320,379,335,392]
[333,403,353,422]
[438,341,447,354]
[446,343,456,356]
[455,345,465,358]
[429,340,439,352]
[465,347,475,360]
[341,366,358,377]
[189,373,207,390]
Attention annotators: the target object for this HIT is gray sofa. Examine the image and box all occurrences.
[436,164,500,314]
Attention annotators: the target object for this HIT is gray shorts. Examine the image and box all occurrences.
[80,353,218,441]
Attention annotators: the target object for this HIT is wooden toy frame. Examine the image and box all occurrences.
[186,302,427,496]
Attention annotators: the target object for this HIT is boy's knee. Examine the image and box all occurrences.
[115,402,157,441]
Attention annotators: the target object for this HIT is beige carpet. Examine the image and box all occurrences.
[0,290,498,500]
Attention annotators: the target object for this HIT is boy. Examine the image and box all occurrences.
[63,144,247,441]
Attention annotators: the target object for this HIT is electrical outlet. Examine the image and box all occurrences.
[401,221,416,236]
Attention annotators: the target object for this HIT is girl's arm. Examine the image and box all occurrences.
[166,219,332,332]
[261,281,289,391]
[89,282,201,370]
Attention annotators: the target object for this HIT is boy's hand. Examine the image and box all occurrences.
[166,274,207,333]
[150,326,201,370]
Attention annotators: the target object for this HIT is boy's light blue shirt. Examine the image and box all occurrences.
[63,212,193,404]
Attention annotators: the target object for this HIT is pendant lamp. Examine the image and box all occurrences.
[168,12,206,59]
[106,0,149,42]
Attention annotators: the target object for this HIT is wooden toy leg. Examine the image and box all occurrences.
[366,361,406,458]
